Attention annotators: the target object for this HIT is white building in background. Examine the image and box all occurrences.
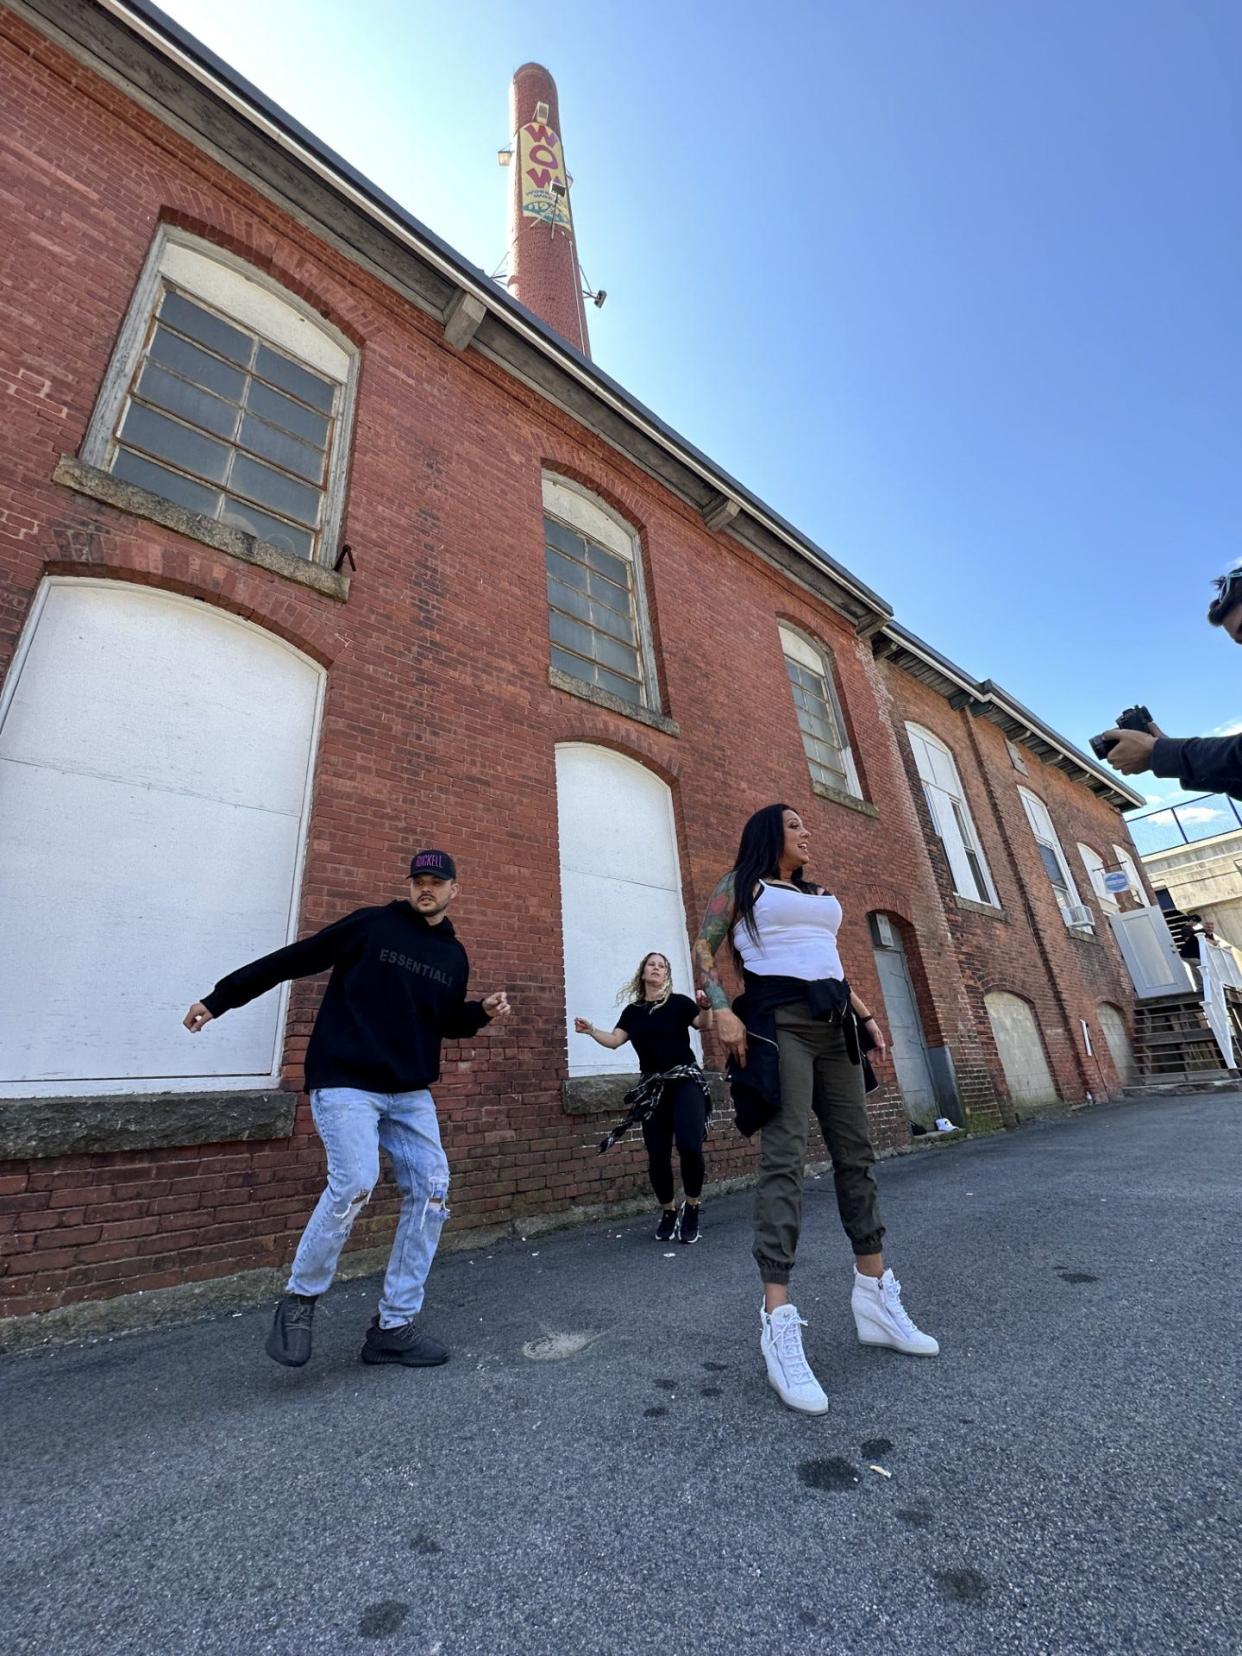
[1133,796,1242,950]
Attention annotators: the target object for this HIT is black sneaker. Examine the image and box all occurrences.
[677,1203,701,1245]
[360,1316,449,1367]
[655,1208,679,1242]
[265,1293,317,1367]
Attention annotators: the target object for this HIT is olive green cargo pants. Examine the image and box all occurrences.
[752,1000,885,1285]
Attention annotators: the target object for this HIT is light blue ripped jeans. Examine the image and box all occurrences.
[287,1087,450,1328]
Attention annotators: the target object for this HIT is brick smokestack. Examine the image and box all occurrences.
[508,63,590,356]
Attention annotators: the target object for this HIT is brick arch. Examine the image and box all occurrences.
[539,457,651,540]
[158,207,367,349]
[41,561,345,670]
[864,907,946,1047]
[549,713,681,788]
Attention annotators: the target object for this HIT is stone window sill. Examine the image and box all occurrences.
[0,1089,298,1161]
[810,780,879,818]
[1067,925,1102,944]
[954,895,1007,920]
[563,1071,726,1117]
[53,457,350,602]
[548,667,680,736]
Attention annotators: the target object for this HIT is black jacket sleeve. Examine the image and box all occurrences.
[1151,735,1242,802]
[201,909,373,1017]
[439,951,491,1040]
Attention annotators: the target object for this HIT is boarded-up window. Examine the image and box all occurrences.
[1098,1002,1135,1084]
[555,744,697,1077]
[984,991,1058,1108]
[0,580,324,1097]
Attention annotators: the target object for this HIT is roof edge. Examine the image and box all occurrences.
[75,0,891,630]
[877,623,1145,811]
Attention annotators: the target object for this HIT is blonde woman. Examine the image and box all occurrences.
[575,952,712,1243]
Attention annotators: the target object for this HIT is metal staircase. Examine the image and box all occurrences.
[1127,992,1240,1095]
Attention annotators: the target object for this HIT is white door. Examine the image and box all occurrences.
[870,917,937,1126]
[984,991,1059,1108]
[0,579,324,1095]
[555,743,699,1076]
[1108,908,1193,999]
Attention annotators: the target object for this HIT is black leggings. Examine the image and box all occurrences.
[641,1079,707,1205]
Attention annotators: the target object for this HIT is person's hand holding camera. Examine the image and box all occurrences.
[1101,719,1166,775]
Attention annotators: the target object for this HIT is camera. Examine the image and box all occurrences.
[1090,704,1154,761]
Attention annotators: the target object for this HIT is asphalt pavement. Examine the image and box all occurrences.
[3,1092,1239,1656]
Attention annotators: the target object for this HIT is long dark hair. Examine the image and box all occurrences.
[730,803,816,948]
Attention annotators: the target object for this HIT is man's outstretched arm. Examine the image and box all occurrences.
[184,910,370,1031]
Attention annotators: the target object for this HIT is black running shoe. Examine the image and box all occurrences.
[655,1208,678,1242]
[360,1316,449,1367]
[677,1203,701,1245]
[265,1293,317,1367]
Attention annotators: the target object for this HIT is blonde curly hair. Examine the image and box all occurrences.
[617,951,674,1009]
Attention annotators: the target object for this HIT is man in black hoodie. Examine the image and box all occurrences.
[183,850,510,1370]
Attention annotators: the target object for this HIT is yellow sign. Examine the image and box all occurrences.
[518,122,572,229]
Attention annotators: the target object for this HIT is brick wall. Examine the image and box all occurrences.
[0,12,1131,1318]
[878,666,1142,1115]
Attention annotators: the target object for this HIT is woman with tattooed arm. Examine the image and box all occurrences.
[694,803,938,1414]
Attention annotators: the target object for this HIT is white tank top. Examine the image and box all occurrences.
[732,882,844,981]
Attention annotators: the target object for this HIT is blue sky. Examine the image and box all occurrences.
[159,0,1242,829]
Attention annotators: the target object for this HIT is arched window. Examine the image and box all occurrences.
[779,625,861,800]
[1111,843,1149,906]
[1018,787,1089,929]
[1077,842,1119,912]
[81,227,357,563]
[0,579,324,1097]
[543,476,658,712]
[554,744,697,1076]
[904,723,997,906]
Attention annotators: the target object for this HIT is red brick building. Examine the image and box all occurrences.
[0,0,1148,1333]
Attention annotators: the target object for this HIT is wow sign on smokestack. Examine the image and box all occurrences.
[519,121,572,229]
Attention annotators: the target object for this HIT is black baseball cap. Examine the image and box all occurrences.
[409,849,456,881]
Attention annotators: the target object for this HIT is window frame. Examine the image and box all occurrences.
[1077,842,1120,912]
[1111,843,1150,907]
[904,723,998,906]
[778,625,863,800]
[1018,786,1088,927]
[80,226,358,567]
[542,474,661,712]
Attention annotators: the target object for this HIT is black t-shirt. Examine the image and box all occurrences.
[616,993,698,1075]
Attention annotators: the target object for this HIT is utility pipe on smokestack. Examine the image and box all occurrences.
[506,63,591,356]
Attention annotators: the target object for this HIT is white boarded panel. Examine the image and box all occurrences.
[0,580,323,1095]
[0,757,299,1082]
[0,582,319,811]
[555,744,697,1077]
[555,744,680,889]
[985,991,1058,1107]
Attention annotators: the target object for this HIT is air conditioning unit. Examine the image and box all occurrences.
[1064,903,1095,929]
[875,914,896,948]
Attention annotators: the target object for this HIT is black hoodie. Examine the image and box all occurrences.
[201,901,490,1092]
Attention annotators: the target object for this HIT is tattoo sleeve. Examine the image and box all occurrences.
[693,874,736,1012]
